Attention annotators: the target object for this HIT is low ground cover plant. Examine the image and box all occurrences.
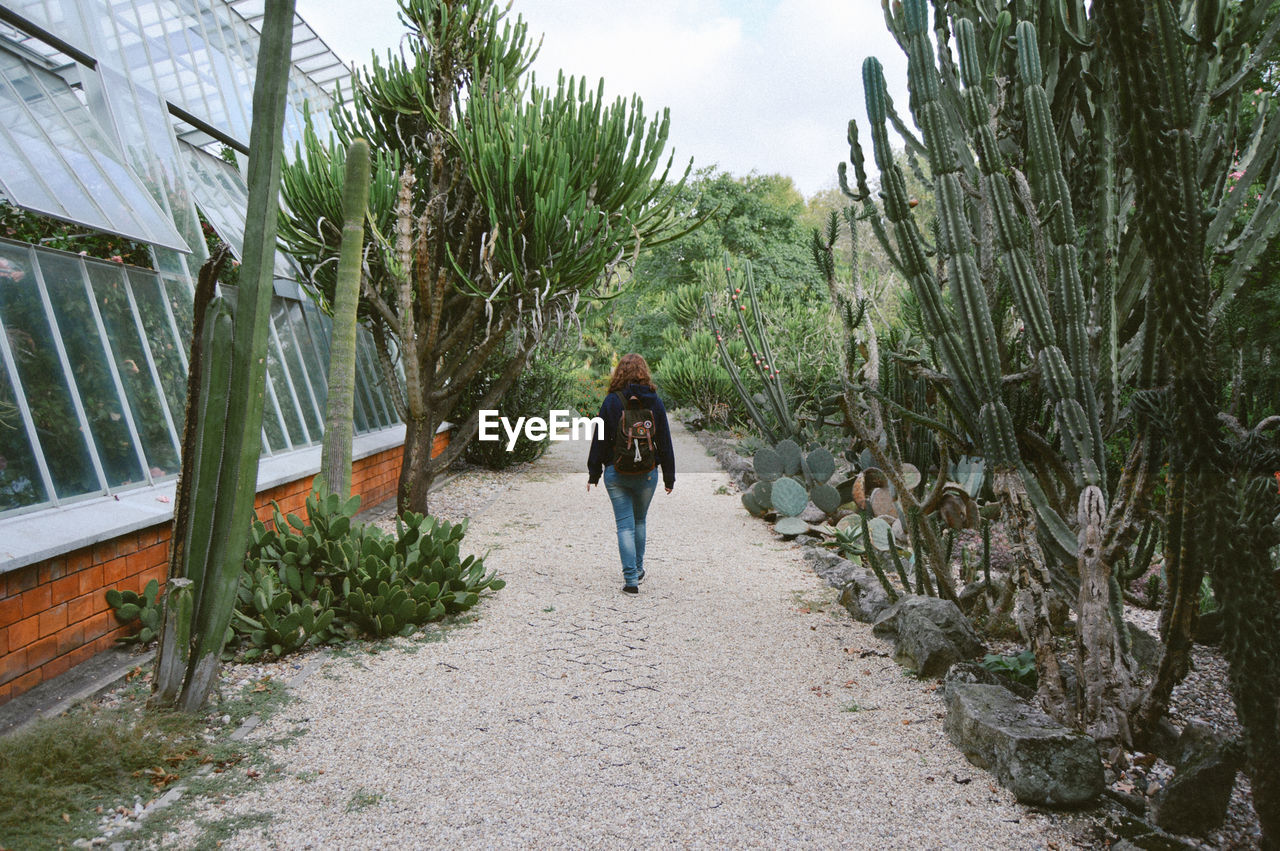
[107,491,504,660]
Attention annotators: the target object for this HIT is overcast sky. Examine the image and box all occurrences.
[293,0,910,200]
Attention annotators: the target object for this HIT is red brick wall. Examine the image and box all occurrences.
[0,437,439,706]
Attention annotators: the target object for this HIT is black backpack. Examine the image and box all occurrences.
[612,391,657,474]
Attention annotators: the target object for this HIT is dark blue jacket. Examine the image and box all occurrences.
[587,383,676,489]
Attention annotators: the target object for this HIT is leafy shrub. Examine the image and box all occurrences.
[654,329,745,426]
[103,490,506,660]
[979,650,1038,688]
[455,349,577,469]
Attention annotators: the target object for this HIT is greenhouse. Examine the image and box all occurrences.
[0,0,407,701]
[0,0,402,521]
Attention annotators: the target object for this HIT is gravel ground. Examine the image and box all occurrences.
[166,422,1078,849]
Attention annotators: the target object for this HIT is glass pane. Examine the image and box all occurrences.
[0,344,49,511]
[261,378,288,451]
[0,50,189,251]
[295,301,330,413]
[265,331,307,447]
[88,261,180,476]
[126,269,187,429]
[0,243,97,499]
[273,301,321,438]
[39,253,144,489]
[162,272,194,356]
[355,331,390,429]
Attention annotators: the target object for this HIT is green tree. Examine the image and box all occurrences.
[279,0,691,514]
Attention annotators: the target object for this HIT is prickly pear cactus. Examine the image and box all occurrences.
[770,476,808,517]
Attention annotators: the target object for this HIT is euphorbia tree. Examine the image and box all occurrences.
[280,0,693,514]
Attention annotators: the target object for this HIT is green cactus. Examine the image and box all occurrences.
[106,579,163,645]
[847,0,1280,758]
[150,0,300,712]
[741,492,767,518]
[753,447,783,483]
[316,138,372,501]
[770,477,808,518]
[775,440,803,477]
[774,517,810,538]
[803,447,836,485]
[858,511,898,601]
[703,256,801,443]
[811,484,842,517]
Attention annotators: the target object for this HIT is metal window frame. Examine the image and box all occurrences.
[27,244,110,496]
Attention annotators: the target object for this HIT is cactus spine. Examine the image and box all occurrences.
[317,139,371,500]
[152,0,297,712]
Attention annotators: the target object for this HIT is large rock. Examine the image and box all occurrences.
[1126,621,1161,673]
[872,596,983,677]
[837,571,893,623]
[943,682,1104,807]
[804,550,861,588]
[1151,721,1242,836]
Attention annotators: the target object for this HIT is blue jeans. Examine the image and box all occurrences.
[603,465,659,586]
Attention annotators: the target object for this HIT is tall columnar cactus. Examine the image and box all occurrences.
[316,139,371,500]
[703,256,798,444]
[153,0,297,712]
[1098,0,1280,840]
[849,0,1280,753]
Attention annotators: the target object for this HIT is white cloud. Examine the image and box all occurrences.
[294,0,910,198]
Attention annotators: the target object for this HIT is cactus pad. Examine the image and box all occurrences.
[900,463,922,490]
[774,516,810,537]
[869,487,898,519]
[770,476,809,517]
[811,483,842,516]
[803,447,837,484]
[751,480,773,507]
[753,447,783,482]
[867,516,893,552]
[742,492,767,518]
[776,439,803,476]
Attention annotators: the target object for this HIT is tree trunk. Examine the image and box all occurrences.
[1076,484,1136,751]
[996,469,1072,726]
[398,413,438,516]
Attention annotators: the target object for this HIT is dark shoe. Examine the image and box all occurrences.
[637,568,646,585]
[623,585,639,594]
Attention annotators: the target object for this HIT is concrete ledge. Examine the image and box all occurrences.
[0,425,406,574]
[0,646,155,737]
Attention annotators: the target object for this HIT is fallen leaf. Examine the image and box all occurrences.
[61,813,70,823]
[842,679,856,688]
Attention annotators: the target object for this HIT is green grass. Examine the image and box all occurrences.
[0,691,206,849]
[0,674,295,851]
[346,788,384,812]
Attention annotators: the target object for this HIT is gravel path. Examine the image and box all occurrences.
[191,422,1075,849]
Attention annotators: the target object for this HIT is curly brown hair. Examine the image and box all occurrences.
[607,353,654,392]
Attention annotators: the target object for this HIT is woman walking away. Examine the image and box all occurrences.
[587,354,676,594]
